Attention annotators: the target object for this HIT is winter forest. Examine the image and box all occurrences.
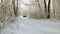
[0,0,60,22]
[0,0,60,34]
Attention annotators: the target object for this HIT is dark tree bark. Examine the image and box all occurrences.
[47,0,51,18]
[44,0,47,12]
[12,0,18,16]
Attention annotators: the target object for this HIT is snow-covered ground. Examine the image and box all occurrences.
[0,16,60,34]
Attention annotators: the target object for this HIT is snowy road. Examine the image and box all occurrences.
[0,16,60,34]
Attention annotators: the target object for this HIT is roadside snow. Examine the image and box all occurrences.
[0,16,60,34]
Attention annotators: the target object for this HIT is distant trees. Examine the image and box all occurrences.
[36,0,51,18]
[0,0,15,22]
[0,0,60,20]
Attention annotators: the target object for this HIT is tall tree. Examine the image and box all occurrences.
[48,0,51,18]
[12,0,18,16]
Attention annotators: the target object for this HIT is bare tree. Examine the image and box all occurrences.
[47,0,51,18]
[0,0,15,22]
[12,0,18,16]
[44,0,47,12]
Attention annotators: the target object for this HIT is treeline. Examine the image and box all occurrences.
[0,0,60,23]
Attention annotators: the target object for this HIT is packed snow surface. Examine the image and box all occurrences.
[0,16,60,34]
